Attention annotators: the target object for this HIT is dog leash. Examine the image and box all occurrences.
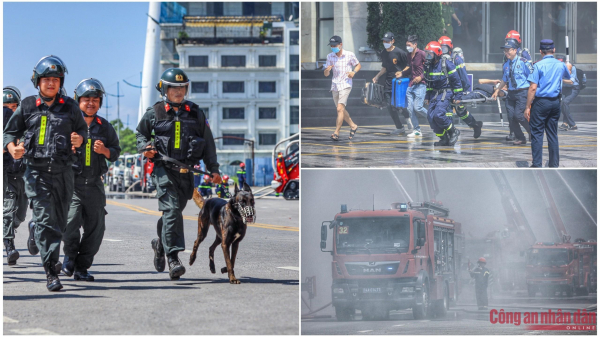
[139,146,212,176]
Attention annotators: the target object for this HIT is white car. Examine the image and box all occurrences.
[108,155,125,192]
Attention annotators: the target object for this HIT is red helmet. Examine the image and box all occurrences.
[425,41,443,57]
[240,163,245,168]
[478,257,486,263]
[438,36,453,53]
[203,174,210,180]
[223,175,229,181]
[505,30,521,45]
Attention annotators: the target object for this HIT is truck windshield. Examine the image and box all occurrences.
[528,248,569,266]
[114,159,122,167]
[335,217,410,254]
[125,158,134,168]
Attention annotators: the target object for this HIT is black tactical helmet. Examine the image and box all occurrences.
[31,55,68,89]
[74,78,106,108]
[155,68,190,105]
[3,86,22,105]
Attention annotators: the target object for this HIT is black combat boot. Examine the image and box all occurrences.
[167,253,186,281]
[74,269,95,282]
[506,131,515,141]
[473,121,483,139]
[448,126,461,146]
[44,262,63,292]
[61,255,75,277]
[27,221,39,255]
[151,238,166,272]
[4,239,19,266]
[434,134,450,146]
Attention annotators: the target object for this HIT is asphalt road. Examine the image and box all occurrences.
[4,194,299,335]
[301,291,597,335]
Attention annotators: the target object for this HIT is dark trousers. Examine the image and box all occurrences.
[561,87,580,127]
[530,96,561,167]
[152,165,194,255]
[475,284,488,307]
[3,173,27,240]
[505,90,530,141]
[427,94,453,136]
[385,89,404,129]
[24,166,74,266]
[63,177,106,271]
[455,104,477,127]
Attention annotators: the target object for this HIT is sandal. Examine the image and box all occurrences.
[349,126,359,140]
[330,134,339,141]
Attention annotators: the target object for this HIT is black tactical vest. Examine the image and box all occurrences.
[72,116,110,177]
[153,101,205,165]
[20,96,76,162]
[3,107,25,175]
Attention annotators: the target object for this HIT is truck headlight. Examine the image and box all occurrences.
[333,287,344,294]
[401,287,414,293]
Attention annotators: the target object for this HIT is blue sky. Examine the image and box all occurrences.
[4,2,149,129]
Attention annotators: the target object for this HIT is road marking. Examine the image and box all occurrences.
[392,325,404,327]
[106,200,299,232]
[182,250,193,254]
[4,316,18,323]
[358,330,373,333]
[277,266,299,271]
[10,328,58,335]
[103,239,122,242]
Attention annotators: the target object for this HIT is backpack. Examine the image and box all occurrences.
[575,66,587,90]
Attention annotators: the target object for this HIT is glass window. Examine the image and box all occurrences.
[222,55,246,67]
[223,81,245,93]
[224,2,242,16]
[191,82,208,94]
[487,3,514,63]
[223,133,245,146]
[259,55,277,67]
[290,106,299,124]
[259,81,276,93]
[259,107,277,119]
[577,2,597,54]
[535,3,567,59]
[199,108,209,119]
[290,80,299,98]
[189,55,208,67]
[259,133,277,146]
[318,3,334,60]
[223,108,245,119]
[290,54,299,71]
[243,2,271,16]
[456,3,483,62]
[290,30,299,45]
[207,2,223,16]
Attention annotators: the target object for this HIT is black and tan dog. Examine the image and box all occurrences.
[189,182,255,284]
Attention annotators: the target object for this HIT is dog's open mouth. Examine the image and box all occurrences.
[245,216,254,223]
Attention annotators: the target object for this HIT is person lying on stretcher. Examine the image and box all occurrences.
[453,79,507,104]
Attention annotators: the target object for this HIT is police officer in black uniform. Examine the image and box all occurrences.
[372,32,410,135]
[136,68,221,280]
[61,78,121,281]
[3,86,27,266]
[3,55,87,291]
[470,257,491,310]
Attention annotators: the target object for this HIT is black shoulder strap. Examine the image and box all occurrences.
[153,101,169,121]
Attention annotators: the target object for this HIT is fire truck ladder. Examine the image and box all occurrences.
[533,171,571,243]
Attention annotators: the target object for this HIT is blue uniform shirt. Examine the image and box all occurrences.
[569,65,579,87]
[425,57,464,101]
[453,54,471,92]
[502,56,532,91]
[518,48,532,62]
[527,55,571,97]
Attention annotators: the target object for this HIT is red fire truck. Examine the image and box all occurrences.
[271,133,299,200]
[320,201,464,321]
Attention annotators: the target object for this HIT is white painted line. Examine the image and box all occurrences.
[102,239,122,242]
[10,328,58,335]
[358,330,373,333]
[4,316,18,323]
[182,250,193,254]
[277,266,299,271]
[392,325,404,327]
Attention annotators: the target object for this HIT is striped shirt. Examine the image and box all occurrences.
[326,50,360,92]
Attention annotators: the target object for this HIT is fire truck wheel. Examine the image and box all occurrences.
[527,285,536,297]
[583,275,590,296]
[360,307,373,321]
[335,306,353,321]
[542,287,555,297]
[412,281,430,320]
[435,283,449,317]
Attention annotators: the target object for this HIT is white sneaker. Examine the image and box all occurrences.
[407,130,422,138]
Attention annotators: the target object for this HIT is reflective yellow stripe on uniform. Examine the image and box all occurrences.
[448,69,457,74]
[85,139,92,166]
[446,113,453,117]
[460,112,470,119]
[174,121,181,149]
[429,72,443,76]
[38,116,47,145]
[453,88,463,92]
[435,124,453,137]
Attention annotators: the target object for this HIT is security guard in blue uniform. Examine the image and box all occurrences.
[504,30,532,141]
[423,41,463,146]
[492,40,533,145]
[61,79,121,282]
[3,86,27,266]
[136,68,221,280]
[525,40,571,168]
[439,37,483,138]
[237,162,247,186]
[3,55,88,291]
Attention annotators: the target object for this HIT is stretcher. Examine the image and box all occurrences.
[450,88,508,127]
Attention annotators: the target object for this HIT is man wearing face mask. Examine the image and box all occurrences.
[324,35,360,141]
[423,41,463,146]
[372,32,409,135]
[61,78,121,281]
[399,35,427,138]
[3,55,87,291]
[136,68,221,280]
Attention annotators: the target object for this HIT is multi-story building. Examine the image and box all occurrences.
[143,2,299,184]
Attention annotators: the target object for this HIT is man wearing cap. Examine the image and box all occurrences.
[525,39,571,168]
[492,40,533,146]
[324,35,361,141]
[372,32,409,135]
[470,257,491,310]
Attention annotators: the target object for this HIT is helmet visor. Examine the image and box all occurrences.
[441,45,450,54]
[425,50,435,60]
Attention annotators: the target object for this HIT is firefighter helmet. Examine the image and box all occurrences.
[505,30,522,46]
[203,174,210,180]
[3,86,21,105]
[240,162,246,168]
[155,68,190,105]
[74,78,106,108]
[425,41,443,59]
[478,257,486,264]
[31,55,68,89]
[223,175,229,182]
[438,36,453,54]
